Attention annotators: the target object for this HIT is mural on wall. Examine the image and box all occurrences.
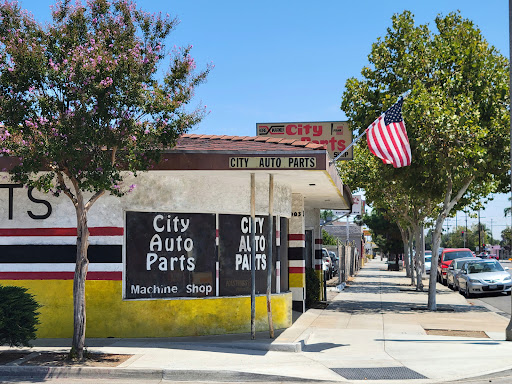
[124,211,288,300]
[124,211,216,299]
[218,214,277,296]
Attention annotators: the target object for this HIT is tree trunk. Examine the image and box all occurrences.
[414,224,423,291]
[71,192,89,360]
[427,176,474,311]
[427,215,444,310]
[399,226,410,278]
[408,227,415,286]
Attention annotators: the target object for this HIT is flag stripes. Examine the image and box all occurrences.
[366,98,411,168]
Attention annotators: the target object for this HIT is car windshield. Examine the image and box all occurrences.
[467,262,504,274]
[425,257,431,262]
[455,259,472,269]
[444,251,473,261]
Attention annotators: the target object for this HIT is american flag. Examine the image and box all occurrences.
[366,98,411,168]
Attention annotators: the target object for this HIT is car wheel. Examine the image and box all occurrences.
[507,291,511,296]
[442,278,447,286]
[447,281,453,290]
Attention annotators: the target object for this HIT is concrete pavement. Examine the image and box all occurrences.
[2,258,512,383]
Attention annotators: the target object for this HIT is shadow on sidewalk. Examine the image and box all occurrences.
[326,299,489,314]
[375,338,501,345]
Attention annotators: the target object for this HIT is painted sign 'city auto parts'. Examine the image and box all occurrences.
[256,121,353,160]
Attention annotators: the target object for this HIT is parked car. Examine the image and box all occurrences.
[457,260,512,298]
[437,248,474,285]
[329,251,339,276]
[478,253,499,260]
[424,251,432,274]
[446,257,481,290]
[322,248,333,279]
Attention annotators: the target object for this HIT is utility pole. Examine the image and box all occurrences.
[464,211,468,248]
[478,210,481,253]
[506,0,512,341]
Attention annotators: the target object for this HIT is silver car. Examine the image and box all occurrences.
[446,257,480,290]
[457,260,512,298]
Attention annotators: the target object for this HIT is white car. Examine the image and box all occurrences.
[424,251,432,274]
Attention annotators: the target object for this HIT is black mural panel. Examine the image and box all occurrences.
[124,211,216,299]
[218,215,277,296]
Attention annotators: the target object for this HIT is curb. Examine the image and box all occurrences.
[0,366,327,382]
[0,366,163,380]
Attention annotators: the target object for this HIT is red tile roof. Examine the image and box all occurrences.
[176,135,327,152]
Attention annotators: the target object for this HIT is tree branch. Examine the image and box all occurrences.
[85,190,105,213]
[56,170,77,207]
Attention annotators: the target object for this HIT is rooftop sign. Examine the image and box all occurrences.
[256,121,353,160]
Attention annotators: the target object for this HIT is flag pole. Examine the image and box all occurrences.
[331,90,411,164]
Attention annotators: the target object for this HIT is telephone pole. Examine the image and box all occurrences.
[505,0,512,341]
[478,210,481,252]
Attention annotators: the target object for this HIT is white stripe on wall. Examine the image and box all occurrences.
[290,287,304,301]
[288,240,305,248]
[0,263,123,272]
[289,260,305,268]
[0,237,123,246]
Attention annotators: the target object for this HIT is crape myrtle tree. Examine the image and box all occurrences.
[340,11,509,310]
[0,0,210,359]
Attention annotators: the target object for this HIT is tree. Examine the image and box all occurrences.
[0,0,210,359]
[361,209,402,255]
[341,11,509,310]
[322,229,338,246]
[502,227,512,251]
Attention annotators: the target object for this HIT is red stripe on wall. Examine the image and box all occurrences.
[288,234,305,241]
[0,271,122,280]
[0,227,124,237]
[315,239,323,244]
[288,267,305,274]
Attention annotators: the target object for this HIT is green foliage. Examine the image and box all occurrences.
[501,227,512,249]
[322,229,338,246]
[320,210,333,222]
[0,285,40,347]
[305,268,320,308]
[425,223,496,250]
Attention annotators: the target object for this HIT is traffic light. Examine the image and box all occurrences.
[461,231,464,237]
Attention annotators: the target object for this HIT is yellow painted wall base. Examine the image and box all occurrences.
[315,270,325,300]
[2,280,293,338]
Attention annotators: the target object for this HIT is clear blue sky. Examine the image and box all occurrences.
[17,0,512,240]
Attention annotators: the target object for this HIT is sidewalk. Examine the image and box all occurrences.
[1,258,512,383]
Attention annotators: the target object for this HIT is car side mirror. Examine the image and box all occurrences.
[505,267,510,271]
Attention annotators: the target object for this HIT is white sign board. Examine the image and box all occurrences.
[352,195,362,215]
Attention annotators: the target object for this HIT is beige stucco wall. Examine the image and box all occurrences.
[0,171,292,243]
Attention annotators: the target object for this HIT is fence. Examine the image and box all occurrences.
[324,242,360,284]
